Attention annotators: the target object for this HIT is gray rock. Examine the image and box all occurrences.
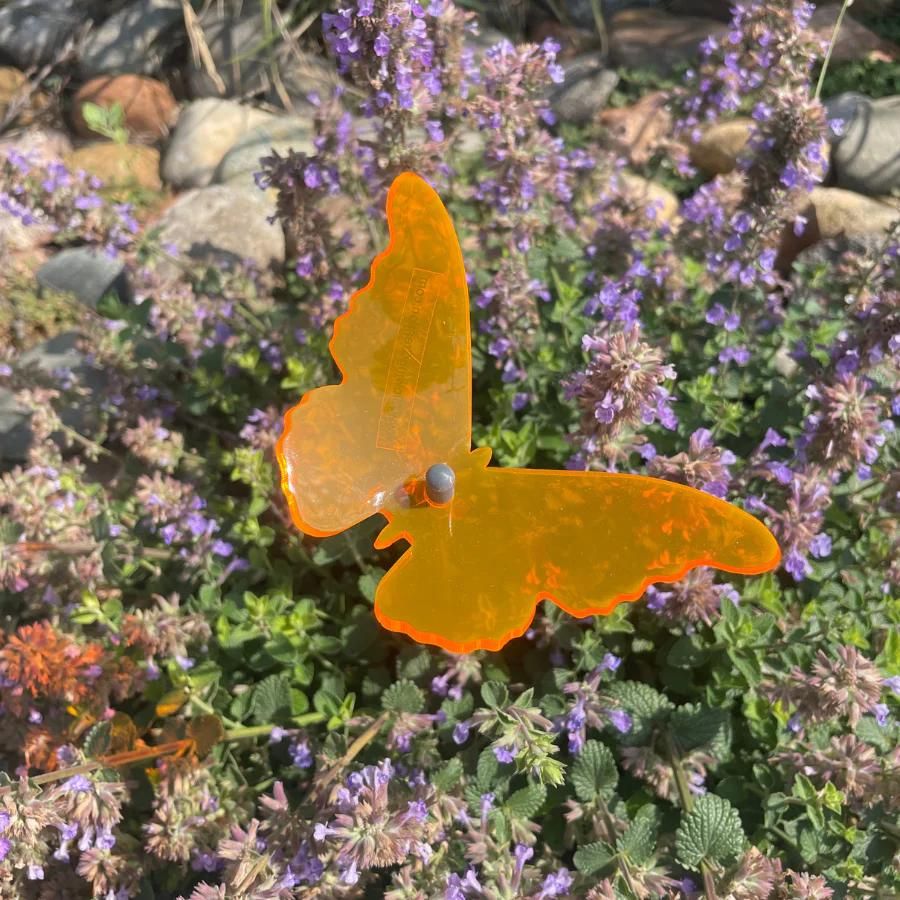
[80,0,184,77]
[549,54,618,126]
[825,92,900,197]
[213,116,314,192]
[0,0,83,68]
[187,1,270,99]
[266,50,342,110]
[562,0,661,31]
[0,332,108,462]
[161,98,275,189]
[37,247,131,309]
[154,184,285,277]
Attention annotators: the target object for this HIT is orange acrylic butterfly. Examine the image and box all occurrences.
[276,172,781,654]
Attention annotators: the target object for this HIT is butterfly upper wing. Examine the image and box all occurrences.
[374,454,781,653]
[276,172,472,536]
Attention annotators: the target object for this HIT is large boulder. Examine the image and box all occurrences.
[212,116,314,193]
[689,118,753,177]
[777,186,900,270]
[72,75,179,142]
[36,247,131,309]
[825,93,900,197]
[548,53,618,126]
[0,332,108,462]
[161,98,275,189]
[65,143,162,193]
[79,0,184,77]
[153,184,285,277]
[0,0,83,68]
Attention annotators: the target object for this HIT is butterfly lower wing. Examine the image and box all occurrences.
[276,172,472,536]
[374,457,781,653]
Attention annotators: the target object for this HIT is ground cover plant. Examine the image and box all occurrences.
[0,1,898,897]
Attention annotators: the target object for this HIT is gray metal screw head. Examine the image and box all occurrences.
[424,463,455,505]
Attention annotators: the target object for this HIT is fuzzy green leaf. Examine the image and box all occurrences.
[618,804,660,866]
[252,674,292,723]
[505,782,546,818]
[382,679,426,714]
[481,681,509,709]
[569,740,618,802]
[433,758,464,793]
[607,681,673,744]
[675,794,745,870]
[573,841,616,875]
[477,746,499,791]
[670,703,731,756]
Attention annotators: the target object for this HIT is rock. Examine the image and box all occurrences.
[688,117,753,176]
[213,116,314,193]
[161,98,274,189]
[824,93,900,197]
[598,90,671,166]
[617,172,679,223]
[0,332,108,462]
[561,0,663,31]
[65,143,162,193]
[664,0,732,20]
[79,0,184,77]
[0,0,83,68]
[549,54,618,126]
[0,209,53,255]
[776,187,900,270]
[72,75,179,142]
[528,20,599,61]
[36,247,131,309]
[187,2,271,98]
[153,185,285,276]
[608,9,726,72]
[0,128,72,163]
[810,5,898,64]
[266,50,343,111]
[0,67,49,126]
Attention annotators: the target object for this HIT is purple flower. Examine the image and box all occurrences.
[599,652,621,672]
[608,709,632,734]
[452,721,471,744]
[64,774,92,793]
[539,867,573,898]
[290,740,313,768]
[27,865,44,881]
[493,744,516,763]
[175,655,194,671]
[884,676,900,697]
[0,838,9,862]
[269,726,287,744]
[874,703,890,727]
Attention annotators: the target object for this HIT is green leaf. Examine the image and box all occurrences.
[675,794,745,871]
[82,721,112,758]
[251,674,292,723]
[382,679,426,714]
[573,841,616,875]
[670,704,731,756]
[618,804,661,866]
[481,681,509,709]
[433,758,464,793]
[476,746,499,791]
[607,681,673,744]
[569,740,618,802]
[505,782,547,818]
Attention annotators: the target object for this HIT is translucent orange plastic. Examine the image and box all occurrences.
[276,172,782,653]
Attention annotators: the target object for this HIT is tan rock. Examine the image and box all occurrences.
[65,143,162,193]
[777,187,900,270]
[617,172,679,223]
[598,91,672,166]
[608,9,727,72]
[0,66,49,125]
[689,118,753,177]
[0,127,71,163]
[71,74,178,142]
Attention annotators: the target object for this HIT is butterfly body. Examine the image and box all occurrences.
[276,172,781,653]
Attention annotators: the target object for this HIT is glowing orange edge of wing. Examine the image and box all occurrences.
[373,524,782,655]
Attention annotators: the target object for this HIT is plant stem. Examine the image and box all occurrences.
[814,0,852,101]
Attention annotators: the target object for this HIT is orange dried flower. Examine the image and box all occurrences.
[0,621,105,709]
